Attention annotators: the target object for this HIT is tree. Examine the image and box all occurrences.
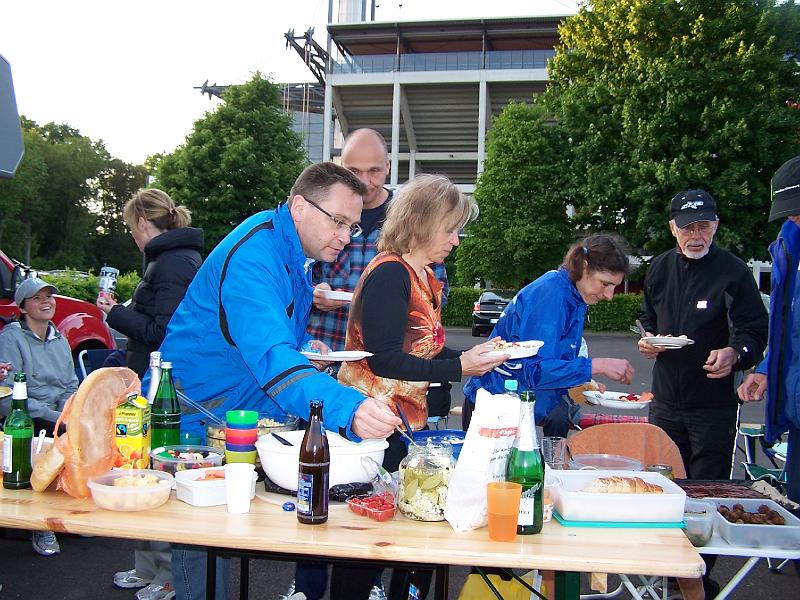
[155,73,308,250]
[545,0,800,259]
[91,158,149,274]
[456,102,574,288]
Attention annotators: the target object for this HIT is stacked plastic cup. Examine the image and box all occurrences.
[225,410,258,464]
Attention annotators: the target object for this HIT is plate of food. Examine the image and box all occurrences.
[483,339,544,360]
[643,335,694,349]
[0,386,11,398]
[318,290,354,302]
[582,391,654,410]
[301,350,373,362]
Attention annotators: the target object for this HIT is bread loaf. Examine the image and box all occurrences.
[582,475,664,494]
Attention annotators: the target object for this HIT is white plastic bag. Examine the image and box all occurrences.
[444,388,520,532]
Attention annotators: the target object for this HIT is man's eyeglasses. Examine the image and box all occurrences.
[304,197,362,238]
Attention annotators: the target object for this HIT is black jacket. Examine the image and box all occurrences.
[107,227,204,379]
[639,244,768,409]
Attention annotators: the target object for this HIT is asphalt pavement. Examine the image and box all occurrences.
[0,329,796,599]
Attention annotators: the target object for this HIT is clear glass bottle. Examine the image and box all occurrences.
[398,440,454,521]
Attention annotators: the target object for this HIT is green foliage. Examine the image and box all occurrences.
[457,102,574,288]
[92,159,149,274]
[155,73,308,251]
[586,294,643,332]
[442,287,482,327]
[544,0,800,260]
[39,271,141,304]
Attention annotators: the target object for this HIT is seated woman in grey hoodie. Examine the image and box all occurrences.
[0,277,78,557]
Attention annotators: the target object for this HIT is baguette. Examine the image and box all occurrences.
[582,475,664,494]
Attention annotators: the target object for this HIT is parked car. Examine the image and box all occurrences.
[472,290,512,336]
[0,249,116,358]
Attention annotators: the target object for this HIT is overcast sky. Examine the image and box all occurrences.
[1,0,578,165]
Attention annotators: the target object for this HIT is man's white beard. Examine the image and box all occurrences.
[682,246,710,259]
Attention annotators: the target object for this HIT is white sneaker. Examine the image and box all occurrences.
[278,580,296,600]
[31,530,60,556]
[113,569,151,589]
[369,584,388,600]
[136,582,176,600]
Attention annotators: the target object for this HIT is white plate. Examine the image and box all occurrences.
[582,391,652,410]
[301,350,373,362]
[0,386,10,398]
[484,340,544,360]
[644,336,694,348]
[318,290,354,302]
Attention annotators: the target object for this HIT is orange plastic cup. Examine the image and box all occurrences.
[486,481,522,542]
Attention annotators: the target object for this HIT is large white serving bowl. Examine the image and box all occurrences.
[255,429,388,491]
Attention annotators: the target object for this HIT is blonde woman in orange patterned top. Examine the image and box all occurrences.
[338,174,509,470]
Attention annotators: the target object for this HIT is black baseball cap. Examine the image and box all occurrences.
[769,155,800,222]
[669,189,719,228]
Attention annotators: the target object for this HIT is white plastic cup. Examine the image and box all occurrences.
[225,463,255,514]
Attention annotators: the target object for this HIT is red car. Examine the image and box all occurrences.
[0,249,115,357]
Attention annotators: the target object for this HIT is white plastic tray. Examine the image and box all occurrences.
[707,498,800,551]
[175,467,257,507]
[550,469,686,523]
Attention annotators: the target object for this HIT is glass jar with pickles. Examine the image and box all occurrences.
[398,440,454,521]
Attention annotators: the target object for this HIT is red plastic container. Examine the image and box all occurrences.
[347,493,396,521]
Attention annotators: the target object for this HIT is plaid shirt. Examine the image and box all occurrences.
[307,189,449,351]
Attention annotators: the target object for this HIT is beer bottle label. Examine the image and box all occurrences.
[297,473,313,515]
[2,435,11,473]
[518,494,535,526]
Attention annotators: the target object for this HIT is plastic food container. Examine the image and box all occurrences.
[347,493,396,521]
[150,445,223,475]
[708,498,800,550]
[206,415,299,453]
[87,469,174,512]
[550,469,686,523]
[403,429,466,460]
[255,429,387,491]
[569,454,643,471]
[682,499,716,547]
[174,467,257,507]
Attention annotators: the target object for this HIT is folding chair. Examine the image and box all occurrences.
[76,348,115,382]
[565,423,688,600]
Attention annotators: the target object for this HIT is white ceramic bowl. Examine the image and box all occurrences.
[88,469,174,512]
[255,429,388,491]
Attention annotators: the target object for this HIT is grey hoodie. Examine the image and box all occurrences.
[0,321,78,421]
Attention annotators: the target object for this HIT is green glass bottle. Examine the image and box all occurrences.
[150,361,181,449]
[505,385,544,534]
[3,372,34,490]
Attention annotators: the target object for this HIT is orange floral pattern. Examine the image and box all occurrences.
[339,252,445,430]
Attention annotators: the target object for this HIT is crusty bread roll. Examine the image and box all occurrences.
[568,380,600,404]
[582,475,664,494]
[30,445,64,492]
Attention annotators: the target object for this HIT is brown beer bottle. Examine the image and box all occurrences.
[297,399,329,524]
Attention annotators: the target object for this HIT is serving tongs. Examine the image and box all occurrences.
[394,403,421,448]
[177,390,225,426]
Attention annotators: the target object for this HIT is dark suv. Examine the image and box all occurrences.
[471,290,512,336]
[0,249,116,357]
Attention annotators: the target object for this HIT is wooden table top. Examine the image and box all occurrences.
[0,486,704,578]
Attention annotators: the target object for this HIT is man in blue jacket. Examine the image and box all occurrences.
[158,162,402,600]
[739,155,800,506]
[158,161,401,443]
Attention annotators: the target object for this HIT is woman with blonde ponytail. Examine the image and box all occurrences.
[97,188,204,379]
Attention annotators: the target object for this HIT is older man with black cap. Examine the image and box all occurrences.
[638,190,768,597]
[739,155,800,505]
[638,190,768,478]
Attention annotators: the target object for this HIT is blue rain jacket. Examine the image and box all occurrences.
[463,268,592,422]
[756,219,800,443]
[153,203,366,439]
